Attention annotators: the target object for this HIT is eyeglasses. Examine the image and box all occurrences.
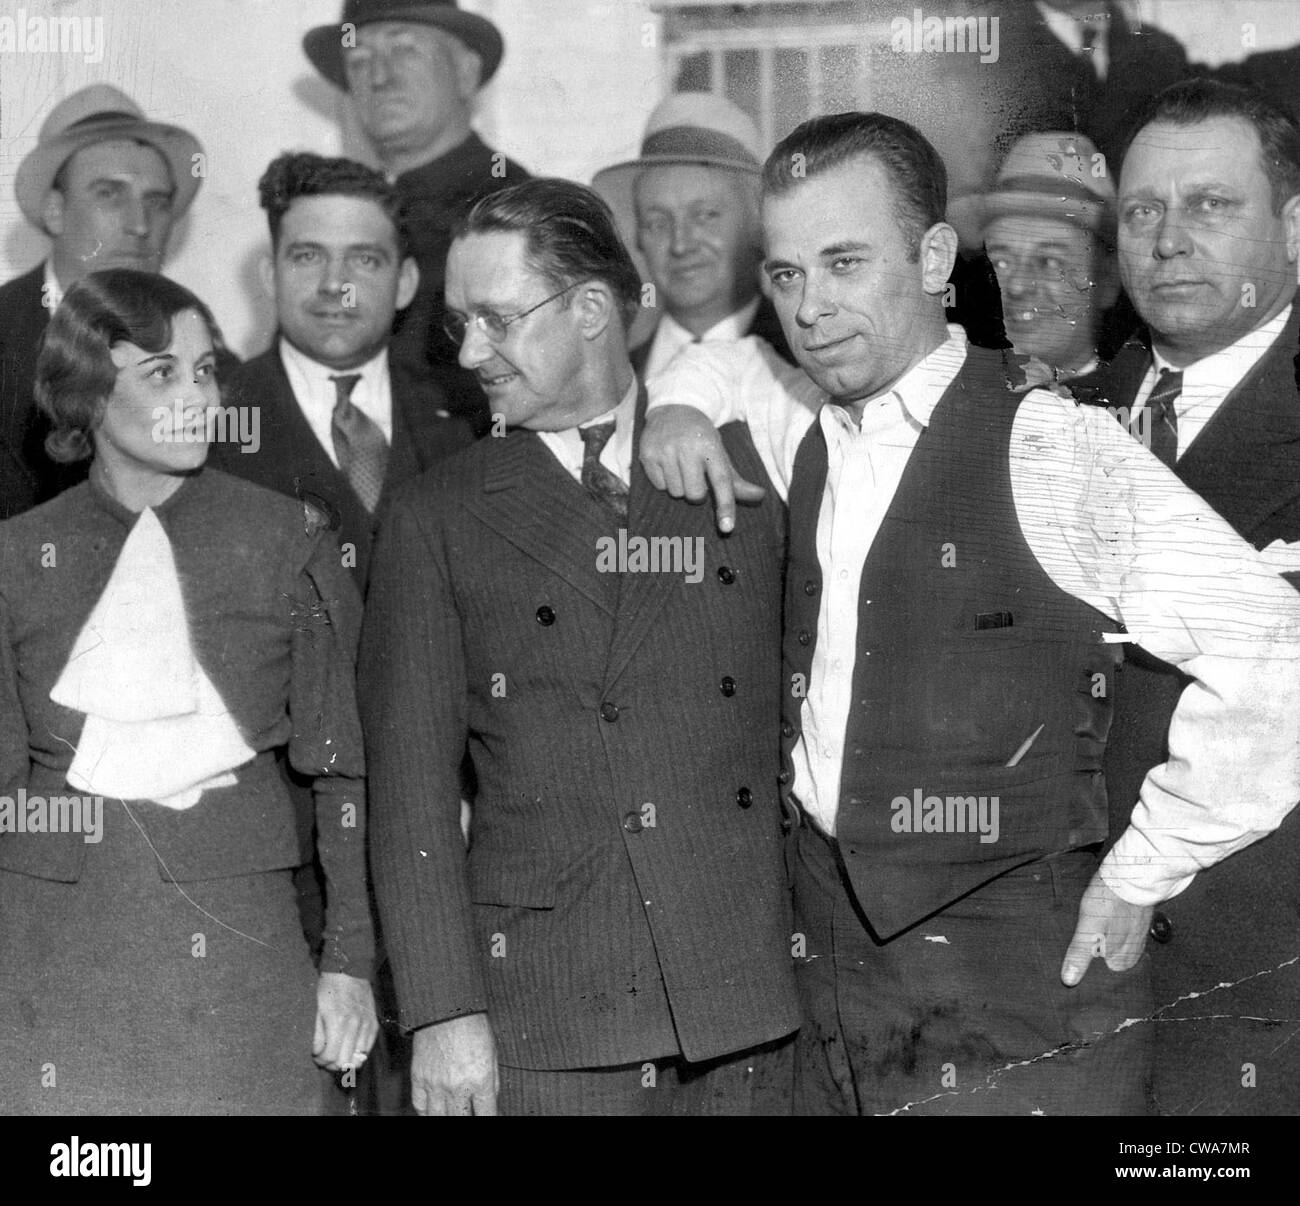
[443,283,579,346]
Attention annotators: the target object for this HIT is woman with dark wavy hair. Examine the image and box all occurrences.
[0,268,376,1114]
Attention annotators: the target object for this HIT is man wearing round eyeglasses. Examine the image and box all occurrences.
[360,177,800,1116]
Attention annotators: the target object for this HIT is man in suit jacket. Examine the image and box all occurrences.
[594,92,794,380]
[359,178,800,1116]
[209,152,471,588]
[303,0,529,434]
[0,85,206,518]
[1072,79,1300,1115]
[208,152,470,1116]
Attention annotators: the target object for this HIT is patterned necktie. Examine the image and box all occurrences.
[330,373,388,513]
[579,420,629,524]
[1145,368,1182,468]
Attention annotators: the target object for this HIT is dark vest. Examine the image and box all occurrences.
[782,347,1120,939]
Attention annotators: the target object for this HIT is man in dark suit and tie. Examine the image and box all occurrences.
[1073,78,1300,1115]
[0,85,206,518]
[593,92,793,379]
[208,152,470,1115]
[209,152,470,586]
[359,177,800,1115]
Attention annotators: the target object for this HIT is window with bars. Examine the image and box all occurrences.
[660,3,892,148]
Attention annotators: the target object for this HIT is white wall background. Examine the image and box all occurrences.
[1,1,1296,356]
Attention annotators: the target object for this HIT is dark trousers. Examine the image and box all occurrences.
[498,1036,795,1116]
[791,825,1152,1115]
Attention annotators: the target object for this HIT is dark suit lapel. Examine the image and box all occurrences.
[467,430,619,615]
[1177,308,1300,540]
[603,387,692,690]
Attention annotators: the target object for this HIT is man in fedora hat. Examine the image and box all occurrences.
[949,131,1121,383]
[594,92,793,381]
[0,84,205,518]
[303,0,528,434]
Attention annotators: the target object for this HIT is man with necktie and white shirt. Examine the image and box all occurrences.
[1068,78,1300,1115]
[209,152,470,1116]
[360,177,801,1116]
[211,152,470,589]
[638,110,1300,1115]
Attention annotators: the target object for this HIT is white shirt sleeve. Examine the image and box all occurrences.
[1010,388,1300,905]
[644,336,821,502]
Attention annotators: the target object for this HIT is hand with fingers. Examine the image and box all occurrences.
[411,1012,499,1116]
[1060,871,1153,987]
[313,971,379,1073]
[639,405,766,534]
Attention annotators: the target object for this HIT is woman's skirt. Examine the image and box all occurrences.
[0,798,321,1115]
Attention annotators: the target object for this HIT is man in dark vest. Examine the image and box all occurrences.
[638,111,1300,1115]
[1072,78,1300,1115]
[303,0,529,434]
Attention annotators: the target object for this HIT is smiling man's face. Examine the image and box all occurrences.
[763,156,942,404]
[1119,115,1300,364]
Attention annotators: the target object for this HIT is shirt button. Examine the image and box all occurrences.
[736,787,753,809]
[622,812,643,834]
[719,676,736,697]
[536,605,555,625]
[797,630,811,646]
[717,566,736,585]
[839,569,850,580]
[600,702,619,722]
[803,579,819,596]
[1149,912,1173,944]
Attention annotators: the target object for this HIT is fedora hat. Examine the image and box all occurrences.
[14,84,204,233]
[592,91,764,245]
[304,0,504,89]
[948,132,1116,251]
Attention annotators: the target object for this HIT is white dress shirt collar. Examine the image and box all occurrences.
[643,296,763,381]
[536,377,639,488]
[277,338,394,466]
[1148,304,1292,458]
[819,322,968,444]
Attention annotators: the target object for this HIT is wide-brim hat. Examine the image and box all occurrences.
[15,84,204,233]
[948,132,1116,250]
[304,0,504,89]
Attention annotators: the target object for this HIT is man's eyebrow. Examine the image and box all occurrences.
[820,241,875,257]
[346,243,393,256]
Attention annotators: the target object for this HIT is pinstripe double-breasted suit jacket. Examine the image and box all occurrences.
[359,388,801,1070]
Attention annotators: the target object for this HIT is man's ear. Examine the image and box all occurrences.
[452,43,484,100]
[257,253,277,301]
[575,281,616,341]
[919,221,959,295]
[42,189,66,238]
[1282,193,1300,273]
[395,256,420,312]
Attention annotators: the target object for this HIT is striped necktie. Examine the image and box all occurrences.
[1145,368,1182,468]
[579,419,629,524]
[330,373,388,513]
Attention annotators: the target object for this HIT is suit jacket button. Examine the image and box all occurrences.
[622,812,643,833]
[781,722,795,738]
[736,786,753,808]
[777,769,790,785]
[719,676,736,696]
[600,701,619,722]
[804,579,819,596]
[1149,912,1173,944]
[717,566,736,584]
[797,629,811,646]
[536,605,555,625]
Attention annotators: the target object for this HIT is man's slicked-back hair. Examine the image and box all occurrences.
[452,177,644,329]
[35,268,226,464]
[258,151,410,254]
[1122,77,1300,215]
[762,112,948,261]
